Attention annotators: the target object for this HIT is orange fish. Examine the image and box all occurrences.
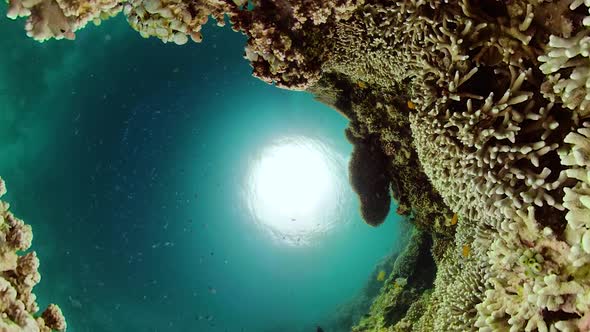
[357,81,367,89]
[462,244,471,258]
[450,213,458,225]
[407,100,416,109]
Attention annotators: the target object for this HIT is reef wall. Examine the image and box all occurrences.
[5,0,590,330]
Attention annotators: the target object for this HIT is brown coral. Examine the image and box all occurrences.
[0,178,66,331]
[41,304,67,332]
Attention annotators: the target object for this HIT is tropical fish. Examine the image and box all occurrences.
[462,244,471,258]
[407,100,416,109]
[376,270,386,281]
[450,213,458,225]
[68,296,82,309]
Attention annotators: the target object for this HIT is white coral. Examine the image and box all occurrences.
[539,2,590,119]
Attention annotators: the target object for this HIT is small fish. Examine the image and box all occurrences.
[376,270,386,282]
[316,327,324,332]
[407,100,416,109]
[450,213,458,226]
[462,244,471,258]
[68,296,82,309]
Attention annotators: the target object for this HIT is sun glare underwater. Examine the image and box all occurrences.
[244,135,350,246]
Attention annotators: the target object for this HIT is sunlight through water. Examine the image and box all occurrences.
[243,136,349,246]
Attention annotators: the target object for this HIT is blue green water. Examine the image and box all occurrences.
[0,12,406,332]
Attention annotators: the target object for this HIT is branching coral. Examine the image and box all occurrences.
[539,0,590,119]
[409,216,490,332]
[6,0,122,41]
[0,177,66,332]
[322,0,590,330]
[561,123,590,265]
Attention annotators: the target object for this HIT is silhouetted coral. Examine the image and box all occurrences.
[347,129,391,226]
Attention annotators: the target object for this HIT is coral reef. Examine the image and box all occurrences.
[7,0,590,330]
[325,221,414,331]
[6,0,122,41]
[353,227,436,331]
[309,74,454,235]
[123,0,231,45]
[0,177,66,332]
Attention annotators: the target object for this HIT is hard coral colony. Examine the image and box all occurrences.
[4,0,590,331]
[0,178,66,332]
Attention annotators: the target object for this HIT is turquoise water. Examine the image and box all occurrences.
[0,12,406,332]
